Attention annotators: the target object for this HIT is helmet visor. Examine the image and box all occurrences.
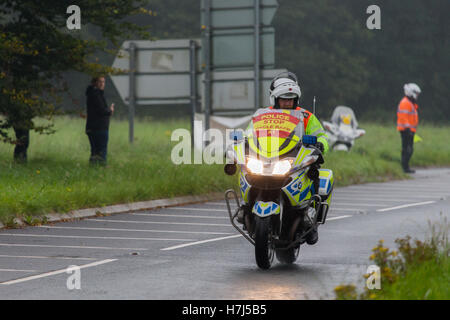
[279,93,298,99]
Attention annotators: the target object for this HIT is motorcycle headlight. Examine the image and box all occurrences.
[272,159,292,175]
[246,158,263,174]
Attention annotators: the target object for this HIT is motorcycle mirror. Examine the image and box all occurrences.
[224,164,237,176]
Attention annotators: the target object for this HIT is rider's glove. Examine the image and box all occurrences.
[315,142,324,153]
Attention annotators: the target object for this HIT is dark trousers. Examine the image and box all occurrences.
[87,130,109,165]
[400,129,414,171]
[13,128,30,163]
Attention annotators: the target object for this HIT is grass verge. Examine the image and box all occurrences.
[334,215,449,300]
[0,117,449,224]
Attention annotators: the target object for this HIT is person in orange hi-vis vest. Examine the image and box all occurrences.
[397,83,421,174]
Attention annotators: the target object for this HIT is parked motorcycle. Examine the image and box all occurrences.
[224,110,334,269]
[322,106,365,151]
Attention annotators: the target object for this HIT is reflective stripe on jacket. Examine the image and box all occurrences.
[397,97,418,132]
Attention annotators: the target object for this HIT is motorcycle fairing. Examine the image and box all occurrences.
[318,169,334,207]
[318,169,333,196]
[252,201,281,217]
[239,171,250,203]
[282,170,313,206]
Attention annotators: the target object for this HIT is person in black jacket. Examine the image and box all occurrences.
[85,76,114,166]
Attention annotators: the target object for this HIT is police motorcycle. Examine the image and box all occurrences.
[224,111,334,270]
[322,106,365,151]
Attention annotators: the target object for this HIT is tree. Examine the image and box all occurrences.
[0,0,154,150]
[273,0,372,120]
[273,0,450,123]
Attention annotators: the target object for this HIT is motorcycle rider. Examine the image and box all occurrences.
[397,83,420,174]
[239,72,329,245]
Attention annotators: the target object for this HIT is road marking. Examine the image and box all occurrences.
[376,201,436,212]
[0,233,196,242]
[161,215,354,251]
[0,255,96,261]
[88,219,231,227]
[168,207,228,212]
[328,208,365,212]
[332,203,386,207]
[344,186,447,191]
[334,192,442,199]
[0,259,117,285]
[332,197,422,202]
[203,202,236,207]
[36,226,232,235]
[377,181,450,186]
[327,215,352,221]
[161,235,242,251]
[0,269,39,272]
[132,213,228,219]
[0,243,148,250]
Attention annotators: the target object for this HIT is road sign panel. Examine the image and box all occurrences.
[110,39,201,105]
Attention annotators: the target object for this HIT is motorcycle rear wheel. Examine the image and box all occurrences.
[254,217,275,270]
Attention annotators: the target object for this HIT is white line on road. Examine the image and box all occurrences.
[326,215,352,221]
[0,233,196,242]
[168,207,228,212]
[383,184,450,189]
[328,208,366,212]
[0,243,148,250]
[332,203,386,207]
[331,197,424,202]
[333,192,442,199]
[161,235,242,251]
[376,201,436,212]
[203,202,237,207]
[88,219,231,227]
[0,269,39,272]
[0,259,117,285]
[131,213,228,219]
[36,226,232,235]
[344,186,447,192]
[161,215,353,251]
[0,255,96,261]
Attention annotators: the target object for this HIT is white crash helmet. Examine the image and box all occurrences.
[269,71,302,108]
[404,83,421,100]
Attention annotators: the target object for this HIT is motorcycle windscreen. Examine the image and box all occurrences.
[248,111,301,159]
[331,106,358,129]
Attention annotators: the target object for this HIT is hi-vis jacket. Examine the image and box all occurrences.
[397,97,419,132]
[246,106,329,154]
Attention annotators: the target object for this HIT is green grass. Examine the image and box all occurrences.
[373,254,449,300]
[0,117,449,224]
[324,123,450,185]
[335,216,449,300]
[0,117,235,224]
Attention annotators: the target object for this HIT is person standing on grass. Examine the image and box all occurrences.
[85,76,114,166]
[397,83,421,174]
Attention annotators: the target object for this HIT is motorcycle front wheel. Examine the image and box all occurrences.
[254,217,275,270]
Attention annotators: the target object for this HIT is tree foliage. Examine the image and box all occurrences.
[0,0,154,142]
[274,0,450,123]
[128,0,449,124]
